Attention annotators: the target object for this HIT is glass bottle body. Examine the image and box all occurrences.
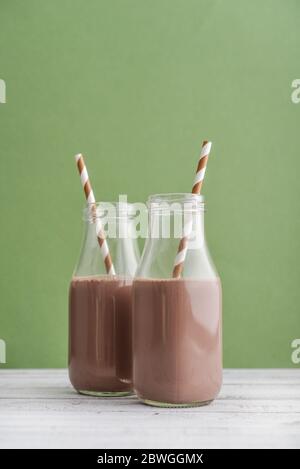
[133,194,222,407]
[69,203,140,396]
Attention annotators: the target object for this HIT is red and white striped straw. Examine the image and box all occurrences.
[75,154,116,276]
[172,140,212,278]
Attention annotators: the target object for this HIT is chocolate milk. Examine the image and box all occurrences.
[69,276,133,395]
[133,278,222,405]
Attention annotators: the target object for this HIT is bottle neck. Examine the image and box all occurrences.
[74,212,140,279]
[147,193,205,240]
[135,193,215,279]
[148,209,205,247]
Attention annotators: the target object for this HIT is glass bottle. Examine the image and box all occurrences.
[69,202,140,396]
[133,193,222,407]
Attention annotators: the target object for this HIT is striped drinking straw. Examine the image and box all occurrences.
[75,153,116,276]
[172,140,212,278]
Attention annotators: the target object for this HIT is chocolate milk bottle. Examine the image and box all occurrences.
[69,202,140,396]
[133,194,222,407]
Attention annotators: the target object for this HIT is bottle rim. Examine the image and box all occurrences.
[147,193,205,213]
[82,201,137,221]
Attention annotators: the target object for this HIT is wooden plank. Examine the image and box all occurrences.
[1,382,299,400]
[1,397,300,413]
[0,369,299,399]
[0,369,299,449]
[1,410,299,449]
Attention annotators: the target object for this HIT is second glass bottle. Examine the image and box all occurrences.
[69,202,140,396]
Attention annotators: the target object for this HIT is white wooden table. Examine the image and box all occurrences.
[0,369,299,449]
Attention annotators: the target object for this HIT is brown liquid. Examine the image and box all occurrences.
[69,276,133,394]
[133,278,222,405]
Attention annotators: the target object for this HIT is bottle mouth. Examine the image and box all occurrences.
[83,201,137,221]
[148,193,205,213]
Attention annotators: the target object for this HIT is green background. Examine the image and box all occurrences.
[0,0,299,368]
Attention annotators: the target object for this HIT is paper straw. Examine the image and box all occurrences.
[75,154,116,276]
[172,141,212,278]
